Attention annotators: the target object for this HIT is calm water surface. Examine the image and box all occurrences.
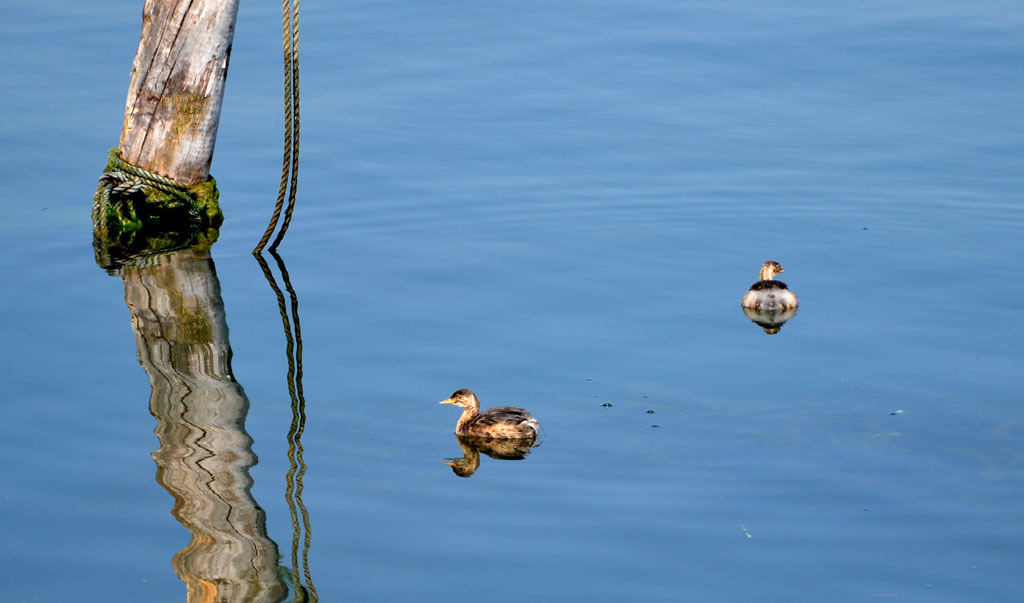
[2,1,1022,601]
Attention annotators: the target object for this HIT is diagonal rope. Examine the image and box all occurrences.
[254,0,301,253]
[270,0,301,252]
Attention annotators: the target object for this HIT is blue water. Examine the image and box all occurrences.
[2,1,1023,601]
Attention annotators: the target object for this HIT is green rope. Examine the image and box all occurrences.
[96,171,145,206]
[254,0,301,254]
[94,149,205,232]
[105,148,195,205]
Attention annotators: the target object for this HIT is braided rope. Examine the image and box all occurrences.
[271,0,301,252]
[95,149,200,224]
[96,171,145,203]
[105,148,194,204]
[255,0,301,253]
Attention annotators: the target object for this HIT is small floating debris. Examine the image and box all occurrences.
[740,522,752,539]
[650,424,660,428]
[890,410,904,416]
[601,402,613,408]
[646,409,655,414]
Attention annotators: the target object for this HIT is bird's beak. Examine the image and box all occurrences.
[439,397,456,405]
[777,268,785,273]
[442,460,456,467]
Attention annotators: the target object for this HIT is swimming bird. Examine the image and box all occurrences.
[439,389,540,439]
[742,261,799,311]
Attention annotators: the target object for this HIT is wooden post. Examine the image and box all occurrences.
[120,0,240,184]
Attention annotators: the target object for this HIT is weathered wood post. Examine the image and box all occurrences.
[94,0,237,264]
[121,0,240,184]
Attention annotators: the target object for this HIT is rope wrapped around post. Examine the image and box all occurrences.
[96,148,199,218]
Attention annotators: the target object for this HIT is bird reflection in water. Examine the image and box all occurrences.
[742,306,798,334]
[444,434,539,478]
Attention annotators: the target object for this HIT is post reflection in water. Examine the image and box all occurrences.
[444,435,540,478]
[117,246,288,602]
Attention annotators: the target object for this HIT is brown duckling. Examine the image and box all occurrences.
[742,261,799,311]
[439,389,540,439]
